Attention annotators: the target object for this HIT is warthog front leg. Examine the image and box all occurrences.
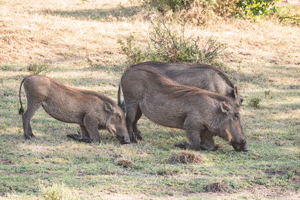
[67,125,93,143]
[83,115,101,143]
[185,129,201,151]
[174,141,190,149]
[175,129,217,151]
[200,129,217,151]
[22,100,41,139]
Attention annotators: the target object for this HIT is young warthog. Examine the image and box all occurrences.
[18,75,130,144]
[119,67,249,151]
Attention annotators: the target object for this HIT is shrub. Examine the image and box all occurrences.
[28,63,49,74]
[145,0,281,20]
[118,36,147,64]
[118,20,226,66]
[249,97,262,108]
[235,0,280,18]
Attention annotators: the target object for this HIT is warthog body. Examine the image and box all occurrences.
[122,61,243,107]
[19,75,130,144]
[119,67,248,151]
[118,61,244,149]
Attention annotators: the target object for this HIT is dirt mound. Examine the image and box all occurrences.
[169,150,203,164]
[204,182,231,193]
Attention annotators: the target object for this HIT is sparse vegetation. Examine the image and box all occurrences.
[118,20,226,66]
[249,97,262,108]
[145,0,281,22]
[40,182,80,200]
[28,63,50,75]
[0,0,299,199]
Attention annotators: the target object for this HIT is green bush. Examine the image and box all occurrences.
[249,97,262,108]
[118,36,148,64]
[145,0,280,19]
[28,63,49,74]
[236,0,280,18]
[118,20,226,65]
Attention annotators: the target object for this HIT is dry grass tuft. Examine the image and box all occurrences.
[114,158,135,168]
[169,150,203,164]
[204,181,231,193]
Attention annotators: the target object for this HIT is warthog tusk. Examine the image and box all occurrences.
[225,129,232,142]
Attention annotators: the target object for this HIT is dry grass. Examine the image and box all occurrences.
[0,0,148,64]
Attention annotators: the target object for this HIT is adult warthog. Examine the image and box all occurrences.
[119,67,248,151]
[119,61,243,110]
[19,75,130,144]
[118,61,245,150]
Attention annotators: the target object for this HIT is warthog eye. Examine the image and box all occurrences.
[234,113,240,120]
[240,98,244,104]
[116,113,122,121]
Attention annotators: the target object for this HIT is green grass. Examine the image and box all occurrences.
[0,61,299,199]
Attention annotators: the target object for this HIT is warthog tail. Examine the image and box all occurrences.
[118,84,121,106]
[117,84,126,113]
[18,77,27,115]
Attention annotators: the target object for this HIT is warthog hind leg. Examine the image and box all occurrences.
[133,106,143,140]
[22,100,41,139]
[124,99,141,143]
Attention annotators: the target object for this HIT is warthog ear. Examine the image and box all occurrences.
[233,85,244,105]
[220,101,231,115]
[104,102,115,113]
[233,85,239,98]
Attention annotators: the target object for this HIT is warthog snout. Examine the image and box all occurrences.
[116,135,131,144]
[230,139,249,152]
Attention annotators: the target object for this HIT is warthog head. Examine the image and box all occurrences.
[232,85,244,109]
[104,102,130,144]
[219,101,249,152]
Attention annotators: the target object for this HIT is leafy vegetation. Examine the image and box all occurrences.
[145,0,281,20]
[236,0,280,18]
[118,20,226,65]
[249,97,262,108]
[27,63,50,75]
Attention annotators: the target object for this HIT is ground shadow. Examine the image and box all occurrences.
[39,6,142,21]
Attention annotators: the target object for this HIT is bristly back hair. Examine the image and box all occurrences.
[127,66,231,103]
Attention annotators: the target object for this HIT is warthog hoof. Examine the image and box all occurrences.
[136,134,143,141]
[24,134,35,140]
[200,142,217,151]
[67,134,92,143]
[130,136,138,143]
[174,142,189,149]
